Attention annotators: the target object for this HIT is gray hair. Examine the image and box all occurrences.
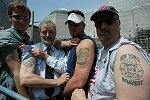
[39,20,56,33]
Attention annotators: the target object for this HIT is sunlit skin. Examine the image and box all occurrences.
[40,23,56,46]
[9,8,30,34]
[95,13,121,48]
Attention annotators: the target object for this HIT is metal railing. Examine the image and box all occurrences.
[0,85,29,100]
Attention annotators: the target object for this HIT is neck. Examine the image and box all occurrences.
[102,36,121,49]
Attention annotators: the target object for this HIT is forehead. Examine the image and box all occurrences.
[41,23,54,30]
[12,8,29,15]
[67,20,78,24]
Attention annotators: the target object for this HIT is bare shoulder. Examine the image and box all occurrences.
[114,44,150,99]
[77,39,94,48]
[6,50,19,61]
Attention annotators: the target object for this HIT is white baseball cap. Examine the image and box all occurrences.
[65,13,85,24]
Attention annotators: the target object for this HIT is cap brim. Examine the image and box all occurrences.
[65,19,81,24]
[65,13,84,24]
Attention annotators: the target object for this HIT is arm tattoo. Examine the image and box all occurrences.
[22,57,35,68]
[120,54,144,86]
[77,47,89,65]
[7,51,18,60]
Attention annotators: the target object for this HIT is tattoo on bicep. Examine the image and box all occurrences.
[22,57,35,68]
[119,54,144,86]
[77,47,89,65]
[7,51,18,60]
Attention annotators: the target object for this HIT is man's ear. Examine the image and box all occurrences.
[119,20,121,29]
[8,16,12,22]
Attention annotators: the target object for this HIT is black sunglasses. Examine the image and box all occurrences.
[94,18,118,28]
[11,15,29,21]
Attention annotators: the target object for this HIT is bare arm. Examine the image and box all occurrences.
[20,57,70,88]
[114,44,150,100]
[6,50,29,98]
[63,39,95,96]
[54,38,80,48]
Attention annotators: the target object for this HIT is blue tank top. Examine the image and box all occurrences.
[67,34,98,95]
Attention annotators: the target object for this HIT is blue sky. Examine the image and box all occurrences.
[27,0,106,25]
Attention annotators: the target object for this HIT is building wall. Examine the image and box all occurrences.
[45,8,71,39]
[85,12,97,38]
[0,0,27,30]
[27,25,41,44]
[0,0,11,30]
[108,0,150,39]
[2,0,27,4]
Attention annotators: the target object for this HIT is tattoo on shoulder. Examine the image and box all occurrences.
[120,54,144,86]
[7,51,18,60]
[22,57,35,68]
[77,47,89,65]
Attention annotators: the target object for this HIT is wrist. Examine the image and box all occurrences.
[44,52,49,60]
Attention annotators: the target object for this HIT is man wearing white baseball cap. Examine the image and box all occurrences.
[62,10,98,98]
[65,12,85,24]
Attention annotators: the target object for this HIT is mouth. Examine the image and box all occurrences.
[101,31,108,36]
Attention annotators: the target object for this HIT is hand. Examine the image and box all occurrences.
[31,48,46,59]
[70,38,81,45]
[57,73,70,86]
[71,89,87,100]
[19,42,25,52]
[66,38,81,47]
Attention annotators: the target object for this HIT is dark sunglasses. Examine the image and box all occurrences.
[94,18,118,28]
[11,15,29,21]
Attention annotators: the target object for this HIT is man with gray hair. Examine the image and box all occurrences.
[20,20,70,100]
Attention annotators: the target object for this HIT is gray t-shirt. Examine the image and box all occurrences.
[0,26,30,99]
[88,37,150,100]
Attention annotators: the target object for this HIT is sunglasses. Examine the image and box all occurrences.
[94,18,118,28]
[11,15,29,21]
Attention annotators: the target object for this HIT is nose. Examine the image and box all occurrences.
[18,18,25,22]
[46,32,50,37]
[101,22,107,29]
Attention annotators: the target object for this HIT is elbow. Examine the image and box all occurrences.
[20,75,31,87]
[77,81,85,88]
[75,79,86,88]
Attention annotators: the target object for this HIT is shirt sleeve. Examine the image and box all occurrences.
[21,45,34,61]
[46,49,67,74]
[0,31,19,59]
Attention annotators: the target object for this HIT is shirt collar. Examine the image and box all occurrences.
[11,26,25,40]
[41,42,55,52]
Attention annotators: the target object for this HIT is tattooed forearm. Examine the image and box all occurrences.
[120,54,144,86]
[77,47,89,65]
[22,57,35,68]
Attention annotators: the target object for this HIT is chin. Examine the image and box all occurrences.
[43,41,53,46]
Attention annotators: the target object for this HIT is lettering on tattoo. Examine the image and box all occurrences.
[120,54,144,86]
[77,47,89,65]
[22,57,35,68]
